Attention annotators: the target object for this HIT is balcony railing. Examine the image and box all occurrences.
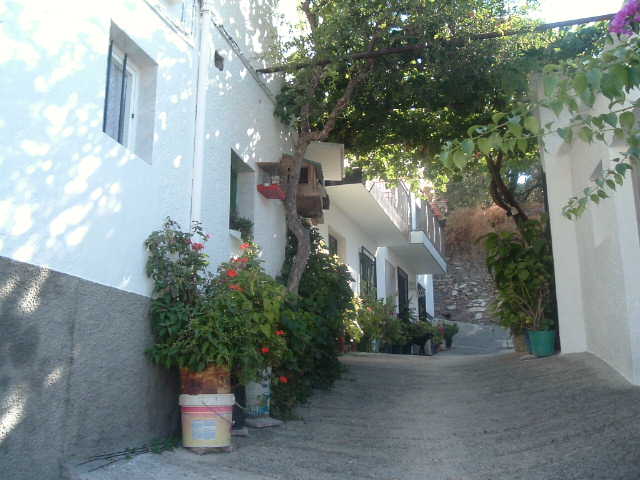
[414,202,445,256]
[327,171,445,257]
[366,180,411,236]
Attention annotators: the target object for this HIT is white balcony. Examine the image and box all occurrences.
[326,174,447,275]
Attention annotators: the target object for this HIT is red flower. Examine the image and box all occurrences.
[279,376,288,384]
[240,242,250,249]
[261,347,270,354]
[191,242,204,251]
[227,269,238,278]
[229,284,243,292]
[236,256,249,264]
[276,330,286,336]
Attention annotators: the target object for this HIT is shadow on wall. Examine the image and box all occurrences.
[0,1,296,478]
[0,256,181,479]
[0,2,199,292]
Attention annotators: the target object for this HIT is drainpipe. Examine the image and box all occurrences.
[190,0,212,224]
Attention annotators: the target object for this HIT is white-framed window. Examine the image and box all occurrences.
[102,42,139,149]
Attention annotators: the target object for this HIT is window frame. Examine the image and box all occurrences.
[103,41,139,150]
[397,267,409,319]
[359,247,377,300]
[328,234,339,256]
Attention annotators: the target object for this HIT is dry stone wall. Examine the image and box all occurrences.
[434,251,498,324]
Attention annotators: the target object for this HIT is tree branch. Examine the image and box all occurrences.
[257,14,615,74]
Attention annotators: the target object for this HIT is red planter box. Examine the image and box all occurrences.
[257,184,286,200]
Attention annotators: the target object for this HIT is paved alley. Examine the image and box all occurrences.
[74,351,640,480]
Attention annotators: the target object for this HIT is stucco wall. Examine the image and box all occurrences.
[317,203,379,295]
[0,1,199,297]
[0,256,179,480]
[540,95,640,384]
[200,11,292,277]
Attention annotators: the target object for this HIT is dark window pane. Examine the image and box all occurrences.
[299,167,309,184]
[359,248,377,300]
[329,235,338,256]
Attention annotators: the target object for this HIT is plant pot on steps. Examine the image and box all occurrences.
[180,365,231,394]
[244,368,283,429]
[513,333,528,353]
[179,365,234,453]
[528,330,556,357]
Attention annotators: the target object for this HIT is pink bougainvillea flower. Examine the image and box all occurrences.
[191,242,205,251]
[610,0,640,34]
[229,284,243,292]
[261,347,270,354]
[240,242,251,249]
[279,376,288,384]
[227,269,238,278]
[276,330,286,336]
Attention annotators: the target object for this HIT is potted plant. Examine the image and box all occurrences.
[485,219,556,357]
[144,220,287,450]
[443,323,459,349]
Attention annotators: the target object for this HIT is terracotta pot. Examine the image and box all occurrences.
[513,333,528,353]
[180,365,231,394]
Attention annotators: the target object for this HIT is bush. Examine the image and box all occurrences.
[484,218,555,333]
[355,297,406,351]
[273,227,355,419]
[145,219,287,384]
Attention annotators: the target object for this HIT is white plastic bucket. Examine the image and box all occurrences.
[245,369,271,418]
[179,394,235,449]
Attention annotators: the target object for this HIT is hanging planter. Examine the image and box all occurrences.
[257,183,286,200]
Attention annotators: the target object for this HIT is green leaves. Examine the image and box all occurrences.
[557,127,573,143]
[453,150,469,169]
[524,116,540,134]
[620,111,636,131]
[478,137,492,155]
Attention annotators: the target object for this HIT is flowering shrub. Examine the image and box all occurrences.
[145,219,287,384]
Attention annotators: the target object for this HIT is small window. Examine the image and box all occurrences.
[102,24,158,163]
[397,268,409,319]
[299,167,309,184]
[103,42,138,148]
[329,235,338,256]
[359,247,377,300]
[417,283,428,322]
[214,50,224,71]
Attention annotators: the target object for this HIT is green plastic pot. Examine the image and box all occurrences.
[528,330,555,357]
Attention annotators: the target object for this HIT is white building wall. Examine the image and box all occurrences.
[0,0,294,294]
[0,1,200,297]
[318,203,378,295]
[540,94,640,384]
[199,7,293,278]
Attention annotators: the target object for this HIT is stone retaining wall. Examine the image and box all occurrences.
[434,251,497,324]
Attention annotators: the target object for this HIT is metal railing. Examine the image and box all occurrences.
[366,180,411,235]
[334,173,445,257]
[414,202,445,256]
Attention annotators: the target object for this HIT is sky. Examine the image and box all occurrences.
[533,0,618,23]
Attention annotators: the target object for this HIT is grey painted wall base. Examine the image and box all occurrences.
[0,256,180,480]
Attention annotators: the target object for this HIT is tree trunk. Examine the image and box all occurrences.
[284,137,313,294]
[486,153,529,234]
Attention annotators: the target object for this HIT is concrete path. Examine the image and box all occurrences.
[72,352,640,480]
[442,320,512,355]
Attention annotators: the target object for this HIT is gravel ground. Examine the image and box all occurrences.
[71,351,640,480]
